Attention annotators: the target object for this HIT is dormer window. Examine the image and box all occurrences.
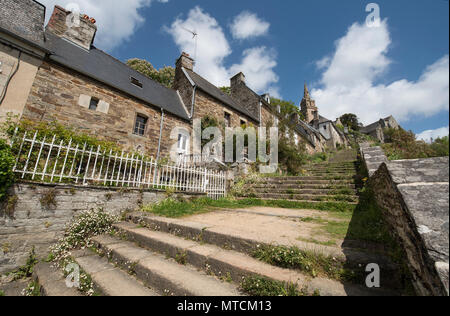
[130,77,143,88]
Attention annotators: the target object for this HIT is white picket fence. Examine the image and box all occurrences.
[10,130,227,199]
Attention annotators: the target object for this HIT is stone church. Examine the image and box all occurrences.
[1,0,350,160]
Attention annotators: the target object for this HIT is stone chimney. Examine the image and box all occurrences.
[46,5,97,50]
[175,52,194,71]
[230,72,246,89]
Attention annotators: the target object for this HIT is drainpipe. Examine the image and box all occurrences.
[0,51,22,105]
[190,85,197,119]
[156,109,165,161]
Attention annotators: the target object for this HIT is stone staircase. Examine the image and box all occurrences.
[241,158,360,204]
[33,211,399,296]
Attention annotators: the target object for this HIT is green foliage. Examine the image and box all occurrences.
[240,276,307,296]
[278,138,308,175]
[126,58,175,88]
[49,209,119,266]
[142,197,355,218]
[22,280,41,296]
[4,118,120,153]
[307,152,328,164]
[339,114,360,131]
[0,139,15,202]
[270,97,305,121]
[429,136,449,157]
[252,245,344,280]
[219,86,231,95]
[381,128,448,160]
[0,290,4,296]
[11,246,38,281]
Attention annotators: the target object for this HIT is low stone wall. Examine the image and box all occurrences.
[0,182,203,274]
[360,143,449,296]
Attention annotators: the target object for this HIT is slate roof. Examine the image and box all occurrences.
[183,69,260,122]
[360,121,382,133]
[44,32,190,120]
[0,0,47,51]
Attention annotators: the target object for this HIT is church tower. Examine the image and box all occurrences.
[300,83,319,123]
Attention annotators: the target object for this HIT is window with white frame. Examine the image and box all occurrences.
[177,130,190,155]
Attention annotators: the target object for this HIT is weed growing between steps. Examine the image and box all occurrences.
[48,209,120,265]
[252,245,361,282]
[142,197,355,218]
[22,280,41,296]
[240,276,316,296]
[46,209,120,296]
[0,289,4,296]
[5,247,38,282]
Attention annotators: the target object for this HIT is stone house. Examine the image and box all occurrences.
[360,116,400,143]
[0,0,49,120]
[300,84,349,149]
[0,1,350,162]
[229,72,326,154]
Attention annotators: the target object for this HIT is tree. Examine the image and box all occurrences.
[126,58,175,89]
[340,114,360,131]
[270,98,305,121]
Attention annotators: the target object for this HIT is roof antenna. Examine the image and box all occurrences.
[181,26,198,65]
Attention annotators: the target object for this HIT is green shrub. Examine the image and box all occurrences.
[382,128,448,160]
[0,139,15,202]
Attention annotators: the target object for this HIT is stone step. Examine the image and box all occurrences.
[74,251,159,296]
[236,197,359,205]
[249,188,358,195]
[89,234,241,296]
[110,222,394,296]
[244,193,359,203]
[260,176,356,181]
[249,181,356,189]
[33,262,83,296]
[250,184,357,190]
[126,213,396,273]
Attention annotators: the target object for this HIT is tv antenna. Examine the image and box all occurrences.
[181,26,198,65]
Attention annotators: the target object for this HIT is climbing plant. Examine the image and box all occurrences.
[0,138,15,202]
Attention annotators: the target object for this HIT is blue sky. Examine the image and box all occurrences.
[40,0,449,140]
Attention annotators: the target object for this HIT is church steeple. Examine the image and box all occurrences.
[304,82,310,99]
[300,82,318,123]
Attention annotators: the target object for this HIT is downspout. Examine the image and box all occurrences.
[156,109,165,161]
[190,85,197,119]
[0,51,22,105]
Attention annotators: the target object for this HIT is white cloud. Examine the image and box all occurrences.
[417,126,449,143]
[229,47,279,95]
[230,11,270,40]
[165,7,279,94]
[311,20,450,126]
[39,0,167,50]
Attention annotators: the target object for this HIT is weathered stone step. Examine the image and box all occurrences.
[111,222,394,296]
[74,251,159,296]
[250,183,356,192]
[33,262,83,296]
[90,234,241,296]
[260,176,355,181]
[250,184,357,190]
[126,213,396,273]
[246,193,359,203]
[249,188,358,195]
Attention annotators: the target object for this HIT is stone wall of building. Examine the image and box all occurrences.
[22,61,191,158]
[0,182,202,274]
[360,143,449,296]
[0,0,45,47]
[193,89,257,128]
[230,73,260,120]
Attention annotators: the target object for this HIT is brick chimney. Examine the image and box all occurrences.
[230,72,246,89]
[46,5,97,50]
[176,52,194,71]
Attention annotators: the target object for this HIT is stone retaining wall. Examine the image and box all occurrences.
[0,182,202,274]
[360,143,449,296]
